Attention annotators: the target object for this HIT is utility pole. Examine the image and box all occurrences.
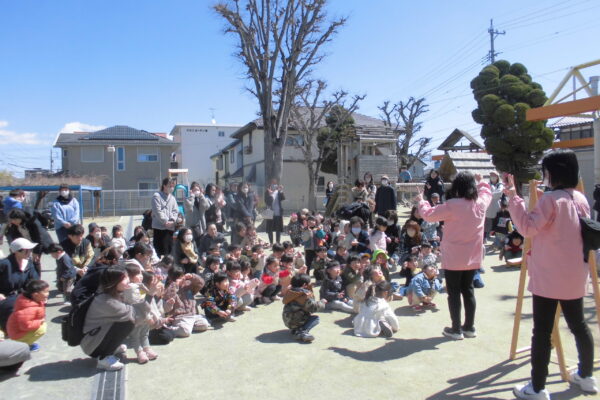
[488,19,505,64]
[50,150,53,173]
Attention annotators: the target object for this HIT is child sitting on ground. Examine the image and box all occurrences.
[200,255,221,295]
[369,217,390,252]
[110,225,127,255]
[202,272,237,322]
[407,265,443,311]
[502,230,524,262]
[286,213,303,246]
[282,274,327,343]
[341,255,363,299]
[490,199,511,251]
[319,261,354,313]
[353,280,399,338]
[48,243,76,305]
[311,246,330,282]
[343,217,370,255]
[123,264,158,363]
[152,254,173,283]
[278,255,295,295]
[257,256,282,304]
[239,261,259,305]
[225,261,253,312]
[249,244,266,279]
[333,244,349,266]
[417,243,438,269]
[241,225,268,250]
[7,280,49,351]
[163,267,211,337]
[400,255,419,290]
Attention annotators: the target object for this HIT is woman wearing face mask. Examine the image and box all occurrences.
[5,209,53,277]
[233,182,255,227]
[171,228,199,274]
[374,175,397,217]
[423,170,445,206]
[342,216,370,255]
[325,181,335,208]
[417,172,491,341]
[184,182,211,245]
[265,179,286,246]
[86,223,108,264]
[205,184,227,233]
[484,171,505,241]
[52,183,81,243]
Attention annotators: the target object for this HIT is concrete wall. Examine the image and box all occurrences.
[573,147,594,207]
[60,144,174,190]
[358,155,398,183]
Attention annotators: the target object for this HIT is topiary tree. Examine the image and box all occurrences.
[471,60,554,187]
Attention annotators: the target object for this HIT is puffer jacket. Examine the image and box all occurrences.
[6,294,45,340]
[282,288,325,330]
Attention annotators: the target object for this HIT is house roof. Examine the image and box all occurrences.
[548,116,594,128]
[440,151,494,176]
[54,125,174,147]
[209,139,241,159]
[437,128,484,151]
[231,109,395,139]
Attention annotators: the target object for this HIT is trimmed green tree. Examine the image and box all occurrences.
[471,60,554,185]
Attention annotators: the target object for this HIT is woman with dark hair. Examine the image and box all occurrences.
[205,183,226,233]
[265,179,286,245]
[81,266,152,371]
[325,181,335,207]
[5,209,53,276]
[70,247,121,307]
[508,150,596,398]
[424,169,445,205]
[151,178,178,257]
[384,210,401,259]
[364,172,376,200]
[185,181,210,241]
[233,182,255,226]
[417,171,491,340]
[171,228,200,274]
[352,180,368,203]
[86,223,108,264]
[51,184,80,243]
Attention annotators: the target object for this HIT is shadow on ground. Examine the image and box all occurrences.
[25,358,97,381]
[426,357,590,400]
[255,329,294,344]
[328,336,446,362]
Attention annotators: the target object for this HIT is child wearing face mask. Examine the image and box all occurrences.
[110,225,127,256]
[399,220,428,263]
[172,228,199,274]
[343,216,370,255]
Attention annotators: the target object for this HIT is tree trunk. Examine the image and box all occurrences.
[307,161,317,211]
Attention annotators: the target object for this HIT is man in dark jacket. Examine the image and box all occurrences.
[374,175,397,216]
[5,209,53,276]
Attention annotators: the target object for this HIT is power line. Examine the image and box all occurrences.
[487,19,505,64]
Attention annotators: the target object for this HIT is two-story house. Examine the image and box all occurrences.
[54,125,177,195]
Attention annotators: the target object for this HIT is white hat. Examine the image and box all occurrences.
[9,238,38,253]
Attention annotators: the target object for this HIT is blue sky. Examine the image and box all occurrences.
[1,0,599,176]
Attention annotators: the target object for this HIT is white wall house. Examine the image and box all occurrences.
[170,124,242,185]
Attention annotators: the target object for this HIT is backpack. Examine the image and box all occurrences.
[142,209,153,231]
[61,292,99,346]
[336,202,364,220]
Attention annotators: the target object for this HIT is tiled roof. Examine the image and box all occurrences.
[548,116,594,128]
[438,128,484,151]
[55,125,174,146]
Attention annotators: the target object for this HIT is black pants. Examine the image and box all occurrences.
[153,228,174,258]
[262,284,282,299]
[266,216,283,245]
[90,321,135,359]
[304,250,316,275]
[531,295,594,392]
[444,269,476,331]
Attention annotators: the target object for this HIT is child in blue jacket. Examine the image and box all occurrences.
[407,265,443,311]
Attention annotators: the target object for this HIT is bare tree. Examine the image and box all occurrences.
[288,79,364,209]
[214,0,346,184]
[379,97,431,169]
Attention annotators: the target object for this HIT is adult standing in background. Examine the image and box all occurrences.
[234,182,255,226]
[483,171,504,240]
[325,181,335,208]
[52,184,80,243]
[185,182,210,247]
[374,175,397,216]
[399,167,412,183]
[205,183,227,233]
[364,172,376,200]
[424,169,444,205]
[5,209,53,276]
[265,179,286,246]
[3,189,25,217]
[151,178,178,257]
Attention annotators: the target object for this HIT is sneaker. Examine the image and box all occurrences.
[295,331,315,342]
[143,347,158,361]
[227,315,237,322]
[113,344,127,355]
[136,350,149,364]
[96,355,124,371]
[261,297,273,305]
[29,343,40,352]
[424,302,437,308]
[272,295,283,301]
[63,301,72,306]
[378,320,393,338]
[569,372,598,393]
[442,327,464,340]
[462,326,477,338]
[413,305,423,311]
[513,382,550,400]
[240,306,252,312]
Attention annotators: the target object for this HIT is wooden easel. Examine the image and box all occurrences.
[509,180,600,381]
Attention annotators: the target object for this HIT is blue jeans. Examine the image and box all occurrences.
[300,315,319,333]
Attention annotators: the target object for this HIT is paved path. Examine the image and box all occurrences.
[1,211,598,400]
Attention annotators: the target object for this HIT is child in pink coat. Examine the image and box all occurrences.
[508,151,596,399]
[417,171,491,340]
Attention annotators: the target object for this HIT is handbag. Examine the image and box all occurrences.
[262,208,274,220]
[562,189,600,262]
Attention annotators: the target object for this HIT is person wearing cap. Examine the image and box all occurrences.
[374,175,397,216]
[5,209,53,277]
[0,238,40,333]
[51,184,81,243]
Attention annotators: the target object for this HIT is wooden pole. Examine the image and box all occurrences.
[551,305,569,381]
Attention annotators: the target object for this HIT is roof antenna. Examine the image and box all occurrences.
[210,108,217,125]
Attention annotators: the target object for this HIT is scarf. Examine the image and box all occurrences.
[181,242,198,264]
[56,195,72,205]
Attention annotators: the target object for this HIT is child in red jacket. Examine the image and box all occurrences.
[7,280,49,351]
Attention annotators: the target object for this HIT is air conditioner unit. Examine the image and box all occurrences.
[244,145,253,154]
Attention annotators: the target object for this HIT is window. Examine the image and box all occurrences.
[218,131,225,137]
[137,148,158,162]
[317,176,325,192]
[81,146,104,163]
[230,150,235,164]
[116,147,125,171]
[62,149,68,158]
[138,181,159,197]
[285,135,304,146]
[216,157,223,170]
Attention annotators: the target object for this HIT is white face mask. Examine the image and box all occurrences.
[184,234,193,243]
[94,232,102,239]
[242,188,249,194]
[543,176,550,187]
[60,191,69,197]
[387,219,395,226]
[351,227,361,235]
[407,229,416,237]
[328,183,333,189]
[193,190,200,197]
[381,180,389,186]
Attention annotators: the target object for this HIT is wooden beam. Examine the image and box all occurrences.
[527,96,600,121]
